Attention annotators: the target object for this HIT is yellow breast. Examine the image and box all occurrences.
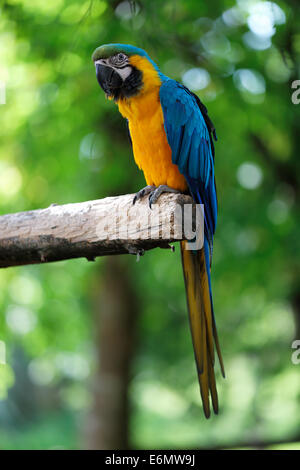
[116,55,187,192]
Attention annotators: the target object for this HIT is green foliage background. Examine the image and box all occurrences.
[0,0,299,449]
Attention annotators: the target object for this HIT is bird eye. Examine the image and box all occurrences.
[110,53,127,66]
[117,53,126,62]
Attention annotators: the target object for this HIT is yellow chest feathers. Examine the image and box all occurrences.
[116,55,187,192]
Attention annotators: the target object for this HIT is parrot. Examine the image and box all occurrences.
[92,43,225,418]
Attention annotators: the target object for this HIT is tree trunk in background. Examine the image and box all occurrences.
[84,256,138,450]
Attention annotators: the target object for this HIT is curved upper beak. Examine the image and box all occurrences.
[95,61,122,96]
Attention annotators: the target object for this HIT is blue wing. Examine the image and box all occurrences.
[159,79,217,257]
[160,80,225,412]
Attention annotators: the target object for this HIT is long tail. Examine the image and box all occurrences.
[180,238,225,418]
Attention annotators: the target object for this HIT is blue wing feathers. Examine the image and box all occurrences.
[159,79,217,253]
[160,78,224,387]
[188,129,200,177]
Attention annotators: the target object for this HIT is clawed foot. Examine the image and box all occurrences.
[148,185,181,208]
[133,184,180,208]
[133,185,155,205]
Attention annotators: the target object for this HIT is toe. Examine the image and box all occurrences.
[133,189,144,205]
[148,190,158,209]
[133,186,155,206]
[148,192,154,209]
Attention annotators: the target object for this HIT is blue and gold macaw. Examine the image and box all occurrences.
[92,44,225,418]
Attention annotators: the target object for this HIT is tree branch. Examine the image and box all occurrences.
[0,193,193,268]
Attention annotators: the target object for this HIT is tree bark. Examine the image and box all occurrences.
[0,193,193,268]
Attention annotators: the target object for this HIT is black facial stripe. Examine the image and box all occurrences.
[116,64,130,69]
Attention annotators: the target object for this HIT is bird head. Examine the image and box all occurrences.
[92,43,162,101]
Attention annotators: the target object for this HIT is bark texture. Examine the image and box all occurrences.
[0,193,193,268]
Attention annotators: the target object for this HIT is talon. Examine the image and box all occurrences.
[133,185,155,205]
[148,185,181,208]
[148,193,154,209]
[148,191,158,208]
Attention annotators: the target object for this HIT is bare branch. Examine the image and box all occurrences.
[0,193,193,268]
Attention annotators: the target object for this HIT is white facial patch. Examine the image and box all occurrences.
[94,59,108,66]
[94,59,132,81]
[115,66,132,80]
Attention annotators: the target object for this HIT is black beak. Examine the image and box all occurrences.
[95,63,122,97]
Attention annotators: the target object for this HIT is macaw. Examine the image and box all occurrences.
[92,43,225,418]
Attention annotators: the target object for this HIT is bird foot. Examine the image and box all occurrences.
[133,184,181,208]
[133,185,155,205]
[148,185,181,208]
